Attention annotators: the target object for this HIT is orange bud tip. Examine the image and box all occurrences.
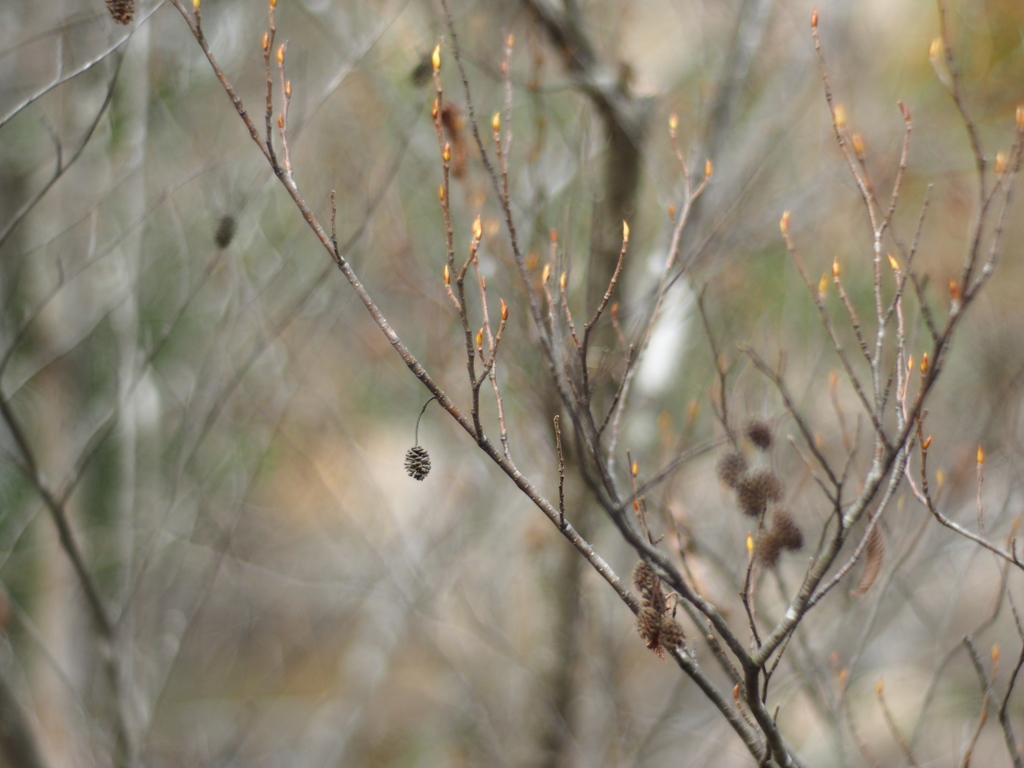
[907,355,914,371]
[611,302,619,319]
[444,264,450,285]
[780,210,791,234]
[559,271,567,292]
[668,113,678,135]
[832,258,840,278]
[622,220,630,241]
[491,112,501,133]
[977,444,985,465]
[936,469,944,487]
[432,45,441,72]
[948,279,960,300]
[262,32,270,51]
[631,461,639,476]
[438,184,445,202]
[733,683,741,701]
[285,80,292,97]
[506,33,515,48]
[633,500,639,511]
[541,264,551,284]
[667,203,676,220]
[746,533,754,553]
[431,99,439,119]
[899,101,911,123]
[838,668,848,684]
[500,299,508,321]
[549,228,558,243]
[269,0,276,6]
[996,151,1008,175]
[876,679,884,695]
[923,435,933,450]
[1017,105,1024,131]
[443,143,451,163]
[276,44,285,64]
[818,274,829,297]
[852,133,865,158]
[810,8,818,27]
[888,253,899,271]
[704,158,713,178]
[834,104,846,130]
[920,352,929,373]
[476,329,483,349]
[992,644,1000,662]
[277,114,284,129]
[472,215,482,241]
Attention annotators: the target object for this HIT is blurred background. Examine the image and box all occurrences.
[1,0,1023,766]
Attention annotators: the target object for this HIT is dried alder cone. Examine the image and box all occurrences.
[633,561,685,658]
[404,446,431,481]
[106,0,135,24]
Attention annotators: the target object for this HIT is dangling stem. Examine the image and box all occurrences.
[414,396,438,446]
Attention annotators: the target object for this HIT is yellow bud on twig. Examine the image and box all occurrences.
[276,44,285,64]
[472,215,482,241]
[923,435,932,450]
[541,264,550,284]
[193,0,200,9]
[992,644,1000,663]
[631,461,639,476]
[929,37,943,61]
[443,143,451,164]
[977,444,985,465]
[444,264,450,286]
[622,220,630,241]
[491,112,501,134]
[818,274,828,297]
[810,7,818,28]
[669,113,678,135]
[559,271,567,292]
[438,184,445,202]
[852,133,865,159]
[780,210,790,235]
[507,34,515,48]
[834,104,846,130]
[432,45,441,72]
[920,352,929,373]
[285,80,292,97]
[269,0,276,6]
[262,32,270,52]
[705,158,713,178]
[500,299,508,321]
[996,151,1008,175]
[476,329,483,349]
[746,533,754,553]
[888,253,899,271]
[832,258,840,278]
[1017,105,1024,131]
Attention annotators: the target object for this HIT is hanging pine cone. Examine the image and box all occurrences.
[405,445,431,481]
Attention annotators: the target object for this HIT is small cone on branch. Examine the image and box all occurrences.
[106,0,135,24]
[404,445,431,481]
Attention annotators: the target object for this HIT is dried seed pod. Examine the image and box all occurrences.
[106,0,135,24]
[404,445,431,481]
[771,509,804,552]
[745,419,774,451]
[632,561,659,601]
[737,469,783,517]
[755,530,783,567]
[659,616,685,651]
[214,215,237,249]
[636,605,662,646]
[717,451,748,489]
